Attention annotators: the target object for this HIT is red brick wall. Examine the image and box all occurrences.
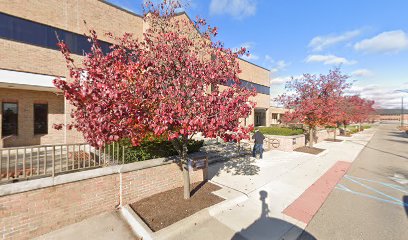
[122,163,203,205]
[0,162,203,240]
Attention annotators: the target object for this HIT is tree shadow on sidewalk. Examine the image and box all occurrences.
[208,155,260,178]
[231,191,316,240]
[388,131,408,139]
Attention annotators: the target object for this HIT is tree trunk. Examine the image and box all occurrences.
[343,122,347,136]
[308,127,314,147]
[181,136,191,200]
[333,128,337,140]
[237,141,241,153]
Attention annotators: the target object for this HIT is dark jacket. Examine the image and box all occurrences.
[252,131,265,144]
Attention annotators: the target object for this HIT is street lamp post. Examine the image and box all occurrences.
[396,89,408,126]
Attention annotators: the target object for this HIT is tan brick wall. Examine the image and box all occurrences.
[238,59,270,87]
[0,0,144,43]
[64,102,86,145]
[0,88,65,147]
[0,39,76,77]
[265,134,305,152]
[0,162,204,240]
[0,0,143,77]
[314,129,339,144]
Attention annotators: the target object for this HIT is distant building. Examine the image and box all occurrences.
[375,109,408,121]
[269,107,287,125]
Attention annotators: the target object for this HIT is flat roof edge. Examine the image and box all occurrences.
[238,57,270,72]
[99,0,143,18]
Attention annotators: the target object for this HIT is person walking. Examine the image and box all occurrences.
[252,129,265,159]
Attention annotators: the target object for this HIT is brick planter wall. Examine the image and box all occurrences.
[265,129,340,151]
[314,129,340,144]
[265,134,305,152]
[0,159,203,240]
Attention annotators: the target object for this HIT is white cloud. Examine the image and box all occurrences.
[209,0,256,19]
[264,54,273,63]
[270,76,292,85]
[346,85,404,108]
[270,60,288,74]
[309,30,362,51]
[354,30,408,53]
[351,69,373,78]
[305,54,357,65]
[270,74,302,85]
[262,55,289,74]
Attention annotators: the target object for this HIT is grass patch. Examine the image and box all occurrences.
[256,126,304,136]
[346,124,371,134]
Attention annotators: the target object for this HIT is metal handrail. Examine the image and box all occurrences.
[0,142,89,150]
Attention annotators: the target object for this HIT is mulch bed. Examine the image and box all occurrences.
[294,146,325,155]
[130,182,224,232]
[324,138,343,142]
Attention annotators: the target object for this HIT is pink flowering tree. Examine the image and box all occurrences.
[339,95,375,132]
[277,68,350,147]
[54,0,256,199]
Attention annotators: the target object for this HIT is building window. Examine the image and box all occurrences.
[0,13,111,55]
[2,102,18,136]
[225,79,270,95]
[254,110,266,126]
[34,104,48,135]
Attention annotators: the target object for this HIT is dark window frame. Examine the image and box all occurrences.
[224,79,270,95]
[33,103,48,135]
[0,12,111,55]
[2,102,19,137]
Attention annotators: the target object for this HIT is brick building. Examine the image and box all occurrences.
[375,109,408,122]
[0,0,271,148]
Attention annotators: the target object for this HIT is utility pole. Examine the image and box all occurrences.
[395,89,408,126]
[402,96,404,126]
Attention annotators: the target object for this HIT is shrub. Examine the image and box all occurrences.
[256,127,304,136]
[348,127,360,134]
[109,137,204,164]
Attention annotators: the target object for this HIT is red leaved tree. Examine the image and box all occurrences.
[277,68,350,147]
[339,95,375,132]
[53,0,256,199]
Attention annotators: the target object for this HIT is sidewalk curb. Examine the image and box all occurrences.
[119,190,248,240]
[316,149,329,157]
[120,205,153,240]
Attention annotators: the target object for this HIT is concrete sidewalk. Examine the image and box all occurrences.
[34,211,138,240]
[164,128,376,240]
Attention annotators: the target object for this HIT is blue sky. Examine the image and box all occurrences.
[107,0,408,108]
